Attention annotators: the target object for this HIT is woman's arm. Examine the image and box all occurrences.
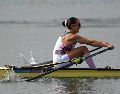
[77,36,114,48]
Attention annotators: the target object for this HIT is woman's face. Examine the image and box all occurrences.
[71,20,81,33]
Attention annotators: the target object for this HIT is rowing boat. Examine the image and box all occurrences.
[0,47,116,81]
[0,65,120,80]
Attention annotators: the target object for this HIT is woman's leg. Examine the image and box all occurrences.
[84,53,96,69]
[67,46,88,59]
[53,54,71,68]
[67,46,96,69]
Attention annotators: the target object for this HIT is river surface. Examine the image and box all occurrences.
[0,0,120,94]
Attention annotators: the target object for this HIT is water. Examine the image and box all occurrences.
[0,0,120,94]
[0,78,120,94]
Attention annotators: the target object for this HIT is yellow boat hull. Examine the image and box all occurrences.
[45,69,120,78]
[0,66,120,80]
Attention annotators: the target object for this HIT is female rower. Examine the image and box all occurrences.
[53,17,114,69]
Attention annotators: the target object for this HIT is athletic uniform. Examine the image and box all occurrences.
[53,31,75,68]
[53,31,96,69]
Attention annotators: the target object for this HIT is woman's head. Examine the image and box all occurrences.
[62,17,81,30]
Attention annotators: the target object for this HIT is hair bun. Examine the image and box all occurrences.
[62,20,67,27]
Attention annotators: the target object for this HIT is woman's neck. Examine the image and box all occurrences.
[69,30,77,34]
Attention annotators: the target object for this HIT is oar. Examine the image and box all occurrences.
[83,47,113,60]
[25,47,112,82]
[22,47,102,68]
[89,47,102,53]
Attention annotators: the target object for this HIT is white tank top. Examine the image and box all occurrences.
[53,36,75,55]
[53,32,76,63]
[53,36,63,54]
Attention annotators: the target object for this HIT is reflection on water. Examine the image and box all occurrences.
[39,78,120,94]
[54,78,93,94]
[0,77,120,94]
[40,78,92,94]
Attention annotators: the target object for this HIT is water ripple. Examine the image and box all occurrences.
[0,18,120,28]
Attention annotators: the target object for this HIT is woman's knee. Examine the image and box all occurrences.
[79,46,89,54]
[67,46,89,59]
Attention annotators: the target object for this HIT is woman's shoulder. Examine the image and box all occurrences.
[70,33,80,39]
[62,33,78,41]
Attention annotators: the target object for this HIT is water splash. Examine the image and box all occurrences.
[19,53,28,64]
[29,51,37,65]
[0,68,21,82]
[19,51,37,66]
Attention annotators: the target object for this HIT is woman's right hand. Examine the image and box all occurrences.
[108,44,114,49]
[103,42,114,49]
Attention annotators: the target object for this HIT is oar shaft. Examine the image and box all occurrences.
[85,47,112,60]
[25,62,74,81]
[89,47,101,53]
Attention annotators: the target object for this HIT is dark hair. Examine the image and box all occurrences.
[62,17,80,29]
